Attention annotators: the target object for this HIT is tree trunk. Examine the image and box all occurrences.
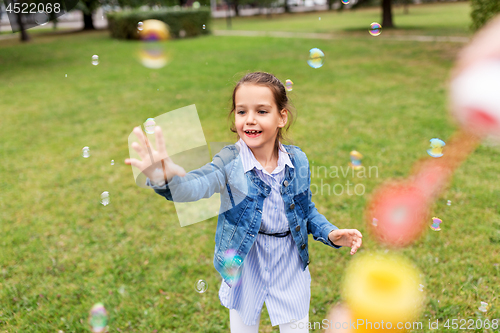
[233,0,239,16]
[381,0,394,28]
[16,13,30,42]
[83,11,95,30]
[284,0,290,13]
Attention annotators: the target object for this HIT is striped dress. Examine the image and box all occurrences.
[219,139,311,326]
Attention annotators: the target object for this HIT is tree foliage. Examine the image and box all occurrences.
[471,0,500,31]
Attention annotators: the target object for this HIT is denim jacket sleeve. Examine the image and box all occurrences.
[304,157,342,249]
[148,146,236,202]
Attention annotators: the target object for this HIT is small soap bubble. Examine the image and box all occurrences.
[318,17,321,20]
[65,74,67,77]
[427,138,445,158]
[194,279,208,293]
[137,21,144,31]
[111,160,114,165]
[341,0,349,3]
[82,146,90,158]
[285,79,293,92]
[372,218,378,227]
[193,1,200,8]
[144,118,156,134]
[88,303,108,333]
[101,191,110,206]
[118,285,126,295]
[221,249,243,286]
[179,30,186,38]
[430,217,442,231]
[307,48,324,69]
[446,200,451,206]
[369,22,382,36]
[34,11,49,25]
[92,55,99,66]
[202,24,206,29]
[418,284,424,292]
[349,150,363,170]
[478,301,488,312]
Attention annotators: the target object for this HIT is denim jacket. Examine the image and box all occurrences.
[150,143,340,284]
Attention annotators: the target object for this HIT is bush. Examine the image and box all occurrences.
[107,8,211,40]
[471,0,500,31]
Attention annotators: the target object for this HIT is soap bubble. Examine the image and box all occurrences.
[82,147,90,158]
[427,138,445,158]
[369,22,382,36]
[478,301,488,312]
[285,79,293,92]
[418,284,424,292]
[101,191,110,206]
[65,74,67,77]
[307,48,324,69]
[193,1,200,8]
[34,11,49,25]
[221,249,243,286]
[137,21,143,31]
[203,24,206,29]
[92,55,99,66]
[430,217,442,231]
[144,118,156,134]
[88,303,108,333]
[194,279,208,293]
[446,200,451,206]
[349,150,363,170]
[341,0,349,3]
[372,218,378,227]
[111,160,114,165]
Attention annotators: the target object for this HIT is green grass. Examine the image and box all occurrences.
[212,2,472,36]
[0,4,499,332]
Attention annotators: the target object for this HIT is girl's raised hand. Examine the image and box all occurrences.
[328,229,363,255]
[124,126,187,184]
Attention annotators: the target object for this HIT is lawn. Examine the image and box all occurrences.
[0,3,499,332]
[212,2,472,36]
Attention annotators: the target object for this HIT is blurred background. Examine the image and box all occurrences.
[0,0,499,331]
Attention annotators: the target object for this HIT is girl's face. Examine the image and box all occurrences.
[234,84,287,150]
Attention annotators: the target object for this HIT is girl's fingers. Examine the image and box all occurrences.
[133,127,152,157]
[125,158,142,169]
[154,126,170,159]
[131,142,149,161]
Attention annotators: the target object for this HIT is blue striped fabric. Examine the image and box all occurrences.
[219,139,311,326]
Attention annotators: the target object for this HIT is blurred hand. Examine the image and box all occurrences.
[124,126,186,184]
[452,15,500,79]
[328,229,362,255]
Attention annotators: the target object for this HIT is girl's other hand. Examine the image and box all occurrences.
[328,229,363,255]
[124,126,187,184]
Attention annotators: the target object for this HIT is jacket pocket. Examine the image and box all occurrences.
[294,190,309,219]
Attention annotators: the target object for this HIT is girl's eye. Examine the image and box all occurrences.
[237,110,245,114]
[258,110,267,114]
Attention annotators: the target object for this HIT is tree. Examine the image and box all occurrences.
[381,0,394,28]
[76,0,100,30]
[471,0,500,31]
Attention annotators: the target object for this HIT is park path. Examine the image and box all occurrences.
[0,19,470,44]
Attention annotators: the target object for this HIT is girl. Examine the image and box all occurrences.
[125,72,363,333]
